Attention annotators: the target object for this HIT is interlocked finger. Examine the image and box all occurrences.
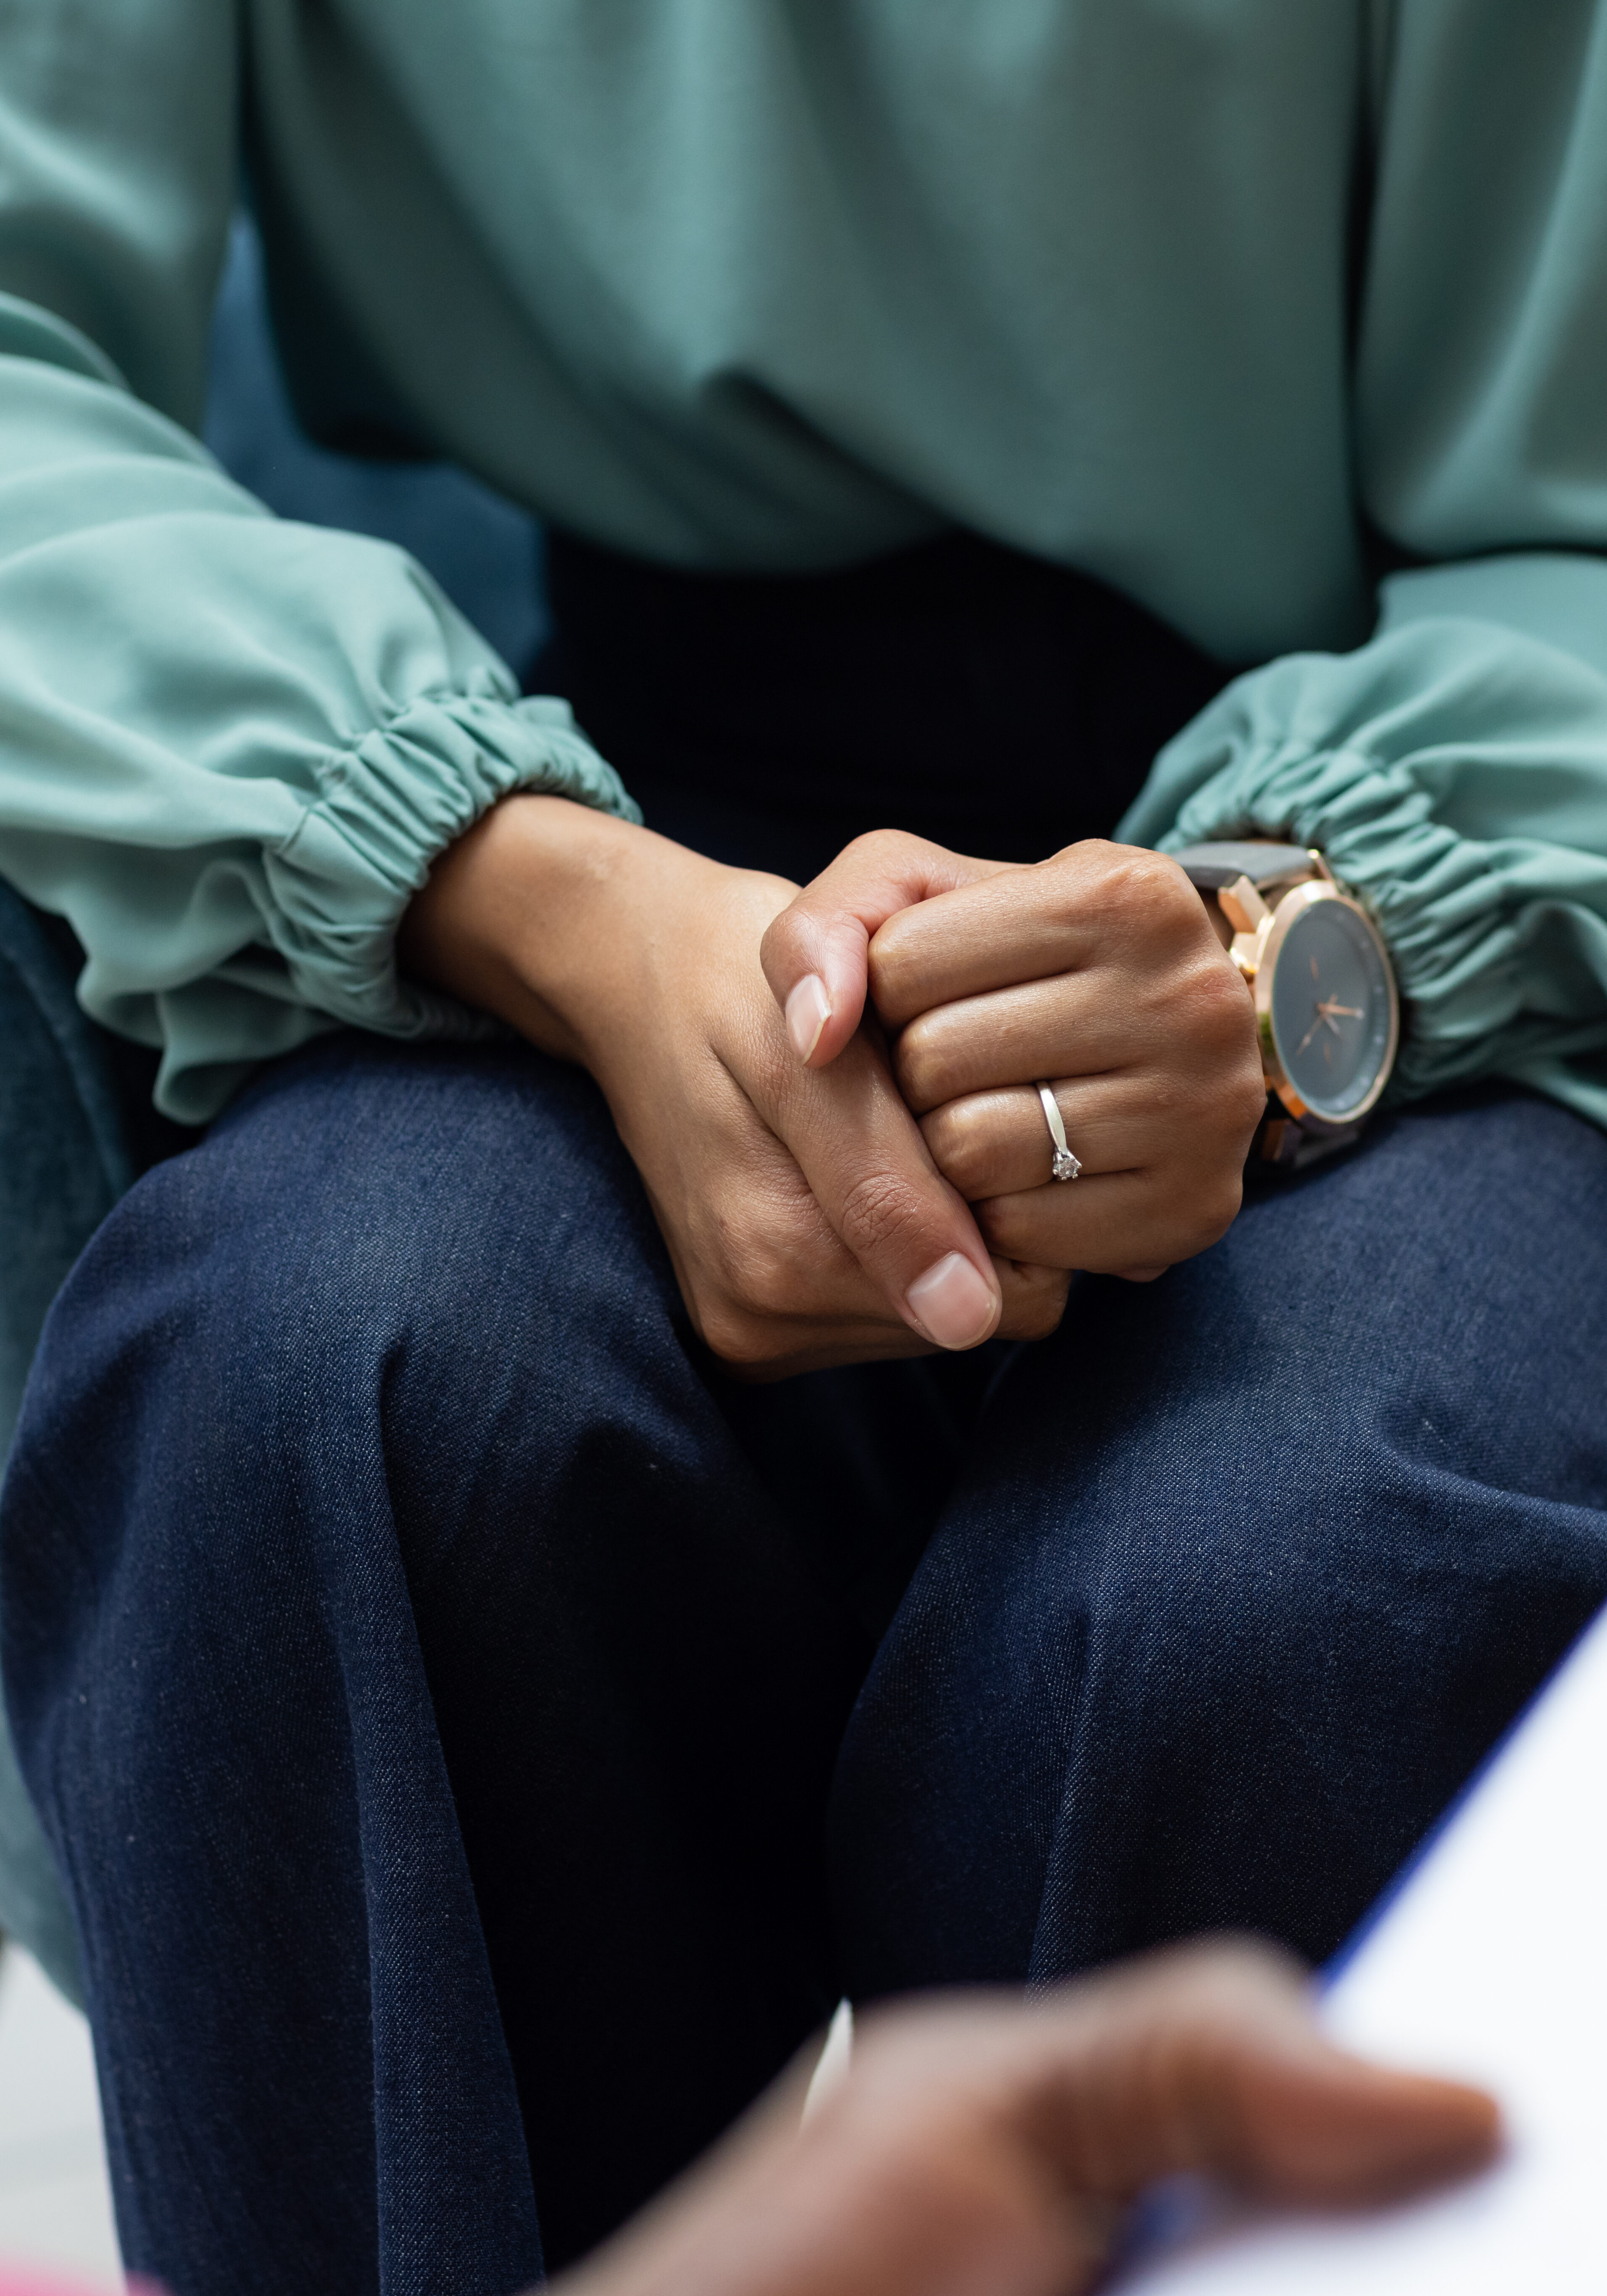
[921,1076,1158,1203]
[977,1168,1195,1273]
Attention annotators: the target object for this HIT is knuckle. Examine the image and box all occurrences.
[719,1261,773,1324]
[759,908,804,975]
[719,1232,792,1323]
[836,1167,933,1266]
[1168,962,1265,1145]
[893,1017,948,1112]
[696,1302,771,1365]
[852,827,915,866]
[1009,1272,1071,1342]
[1231,1061,1270,1137]
[844,827,924,890]
[1195,1003,1268,1132]
[1099,842,1193,914]
[1191,959,1258,1050]
[920,1100,986,1194]
[701,1196,802,1323]
[1053,842,1207,955]
[1175,1172,1244,1259]
[974,1195,1020,1256]
[1130,845,1195,901]
[695,1235,814,1367]
[690,1252,776,1360]
[1202,1173,1246,1245]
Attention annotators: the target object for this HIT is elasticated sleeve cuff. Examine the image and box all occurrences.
[1118,592,1607,1129]
[117,679,640,1123]
[269,685,636,1038]
[0,306,643,1122]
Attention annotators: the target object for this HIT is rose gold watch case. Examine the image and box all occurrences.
[1229,879,1400,1132]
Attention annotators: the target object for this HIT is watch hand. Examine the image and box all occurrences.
[1296,997,1365,1056]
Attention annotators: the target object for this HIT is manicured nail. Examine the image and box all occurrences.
[785,973,832,1064]
[906,1253,999,1351]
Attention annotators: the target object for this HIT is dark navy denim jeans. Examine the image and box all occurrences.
[17,224,1602,2296]
[5,1021,1607,2296]
[8,326,1607,2291]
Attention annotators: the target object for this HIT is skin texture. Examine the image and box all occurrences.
[400,799,1265,1373]
[551,1941,1500,2296]
[762,832,1267,1284]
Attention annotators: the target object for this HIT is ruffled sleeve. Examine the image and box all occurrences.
[0,3,635,1123]
[1118,555,1607,1130]
[0,333,637,1121]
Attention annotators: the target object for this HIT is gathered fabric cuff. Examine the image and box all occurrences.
[263,679,639,1043]
[1117,616,1607,1129]
[0,320,643,1125]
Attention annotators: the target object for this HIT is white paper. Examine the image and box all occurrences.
[1116,1603,1607,2293]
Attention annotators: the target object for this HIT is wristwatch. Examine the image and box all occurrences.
[1174,841,1400,1171]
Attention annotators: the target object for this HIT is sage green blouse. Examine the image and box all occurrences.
[6,1,1607,1123]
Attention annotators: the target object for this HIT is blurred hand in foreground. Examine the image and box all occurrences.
[553,1939,1498,2296]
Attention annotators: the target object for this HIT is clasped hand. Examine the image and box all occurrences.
[402,800,1266,1380]
[761,829,1267,1353]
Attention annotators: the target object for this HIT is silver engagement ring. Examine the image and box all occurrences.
[1036,1082,1083,1182]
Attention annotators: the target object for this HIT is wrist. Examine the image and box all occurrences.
[399,792,647,1062]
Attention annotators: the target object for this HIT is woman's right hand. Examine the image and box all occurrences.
[399,795,1069,1377]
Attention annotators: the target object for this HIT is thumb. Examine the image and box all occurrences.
[761,831,1007,1069]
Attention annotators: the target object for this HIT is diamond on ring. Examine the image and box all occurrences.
[1036,1082,1083,1183]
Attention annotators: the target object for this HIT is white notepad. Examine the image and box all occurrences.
[1117,1603,1607,2293]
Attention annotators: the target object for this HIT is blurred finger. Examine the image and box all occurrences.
[1016,1940,1501,2210]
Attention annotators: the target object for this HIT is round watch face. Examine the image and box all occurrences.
[1265,891,1397,1124]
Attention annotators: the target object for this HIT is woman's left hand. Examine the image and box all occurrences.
[762,832,1267,1283]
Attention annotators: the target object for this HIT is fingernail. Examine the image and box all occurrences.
[906,1253,999,1351]
[785,973,832,1064]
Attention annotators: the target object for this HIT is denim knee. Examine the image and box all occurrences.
[0,1036,683,1779]
[832,1092,1607,1991]
[87,1035,687,1497]
[0,882,140,2005]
